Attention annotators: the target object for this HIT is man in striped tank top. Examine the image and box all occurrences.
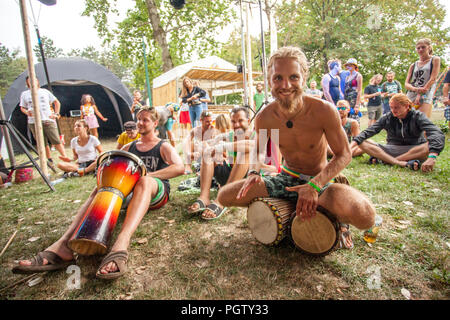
[12,106,184,280]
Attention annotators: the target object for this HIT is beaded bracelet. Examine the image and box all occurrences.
[307,181,321,193]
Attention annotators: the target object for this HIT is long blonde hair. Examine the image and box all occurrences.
[214,114,231,133]
[180,76,193,97]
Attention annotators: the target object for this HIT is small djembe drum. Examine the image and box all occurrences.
[68,150,147,255]
[247,197,296,245]
[290,206,340,256]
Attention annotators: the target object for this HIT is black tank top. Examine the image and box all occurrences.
[128,140,170,192]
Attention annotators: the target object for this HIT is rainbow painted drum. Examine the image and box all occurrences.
[68,150,147,256]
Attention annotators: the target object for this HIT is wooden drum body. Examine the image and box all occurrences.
[247,197,296,245]
[290,206,339,256]
[68,150,146,255]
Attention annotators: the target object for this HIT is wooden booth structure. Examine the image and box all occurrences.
[152,56,262,115]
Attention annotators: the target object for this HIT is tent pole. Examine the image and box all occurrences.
[19,0,48,177]
[239,0,249,107]
[258,0,269,104]
[0,96,16,167]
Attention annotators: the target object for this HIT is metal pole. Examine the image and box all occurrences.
[258,0,269,103]
[35,26,53,93]
[246,2,254,109]
[19,0,48,177]
[142,40,152,106]
[239,0,248,107]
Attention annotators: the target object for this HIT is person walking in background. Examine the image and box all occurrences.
[364,74,384,127]
[381,71,402,114]
[405,38,441,118]
[131,90,145,121]
[181,77,206,128]
[305,80,322,99]
[322,59,344,105]
[80,94,107,138]
[19,77,69,165]
[57,119,103,178]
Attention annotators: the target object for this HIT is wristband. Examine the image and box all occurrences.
[307,181,321,193]
[428,155,437,159]
[248,169,260,176]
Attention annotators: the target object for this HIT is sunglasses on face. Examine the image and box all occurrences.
[337,107,347,111]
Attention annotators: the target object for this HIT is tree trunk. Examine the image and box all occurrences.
[145,0,174,72]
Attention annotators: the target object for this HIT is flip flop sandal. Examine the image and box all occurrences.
[338,224,354,250]
[368,156,381,165]
[187,199,207,214]
[406,160,421,171]
[96,250,128,280]
[12,251,75,274]
[201,203,227,221]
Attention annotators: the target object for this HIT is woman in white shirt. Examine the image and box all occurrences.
[57,119,103,177]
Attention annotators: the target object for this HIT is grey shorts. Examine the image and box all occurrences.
[377,143,419,158]
[406,83,436,105]
[367,105,383,120]
[29,121,61,146]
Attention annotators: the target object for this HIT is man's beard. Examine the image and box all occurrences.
[275,87,303,113]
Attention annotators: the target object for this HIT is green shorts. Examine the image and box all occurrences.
[262,170,331,201]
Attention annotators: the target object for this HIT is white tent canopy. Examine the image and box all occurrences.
[152,56,261,97]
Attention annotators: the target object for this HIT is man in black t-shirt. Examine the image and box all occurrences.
[364,74,383,127]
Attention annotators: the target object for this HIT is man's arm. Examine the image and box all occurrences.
[321,75,334,104]
[352,116,386,145]
[150,142,184,180]
[312,106,352,190]
[418,113,445,156]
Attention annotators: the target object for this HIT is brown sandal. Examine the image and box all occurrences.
[12,251,75,274]
[96,250,128,280]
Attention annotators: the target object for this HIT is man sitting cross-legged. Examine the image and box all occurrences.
[350,93,445,172]
[187,107,256,220]
[12,106,184,280]
[216,47,377,249]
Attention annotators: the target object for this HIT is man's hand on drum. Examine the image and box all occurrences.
[285,184,318,220]
[237,174,263,200]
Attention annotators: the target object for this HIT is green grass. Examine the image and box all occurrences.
[0,110,449,300]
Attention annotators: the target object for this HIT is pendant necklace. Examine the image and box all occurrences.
[285,105,303,128]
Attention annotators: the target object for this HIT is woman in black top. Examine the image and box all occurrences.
[180,77,206,128]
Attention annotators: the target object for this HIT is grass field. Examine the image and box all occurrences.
[0,110,448,300]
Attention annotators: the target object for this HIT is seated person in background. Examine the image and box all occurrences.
[184,111,218,171]
[187,107,255,220]
[329,100,364,157]
[214,114,232,134]
[116,121,141,150]
[0,155,12,187]
[57,119,103,177]
[351,93,445,172]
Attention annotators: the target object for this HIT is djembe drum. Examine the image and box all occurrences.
[68,150,147,255]
[247,197,296,245]
[290,206,340,256]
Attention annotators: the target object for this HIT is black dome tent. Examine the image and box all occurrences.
[1,57,133,151]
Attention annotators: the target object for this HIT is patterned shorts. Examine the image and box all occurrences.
[262,171,331,201]
[445,106,450,122]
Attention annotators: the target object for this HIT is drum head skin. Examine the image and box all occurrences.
[247,201,279,245]
[97,150,147,176]
[291,207,339,256]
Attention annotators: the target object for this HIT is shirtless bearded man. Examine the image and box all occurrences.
[217,47,376,248]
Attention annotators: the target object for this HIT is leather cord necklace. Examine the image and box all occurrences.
[284,104,304,128]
